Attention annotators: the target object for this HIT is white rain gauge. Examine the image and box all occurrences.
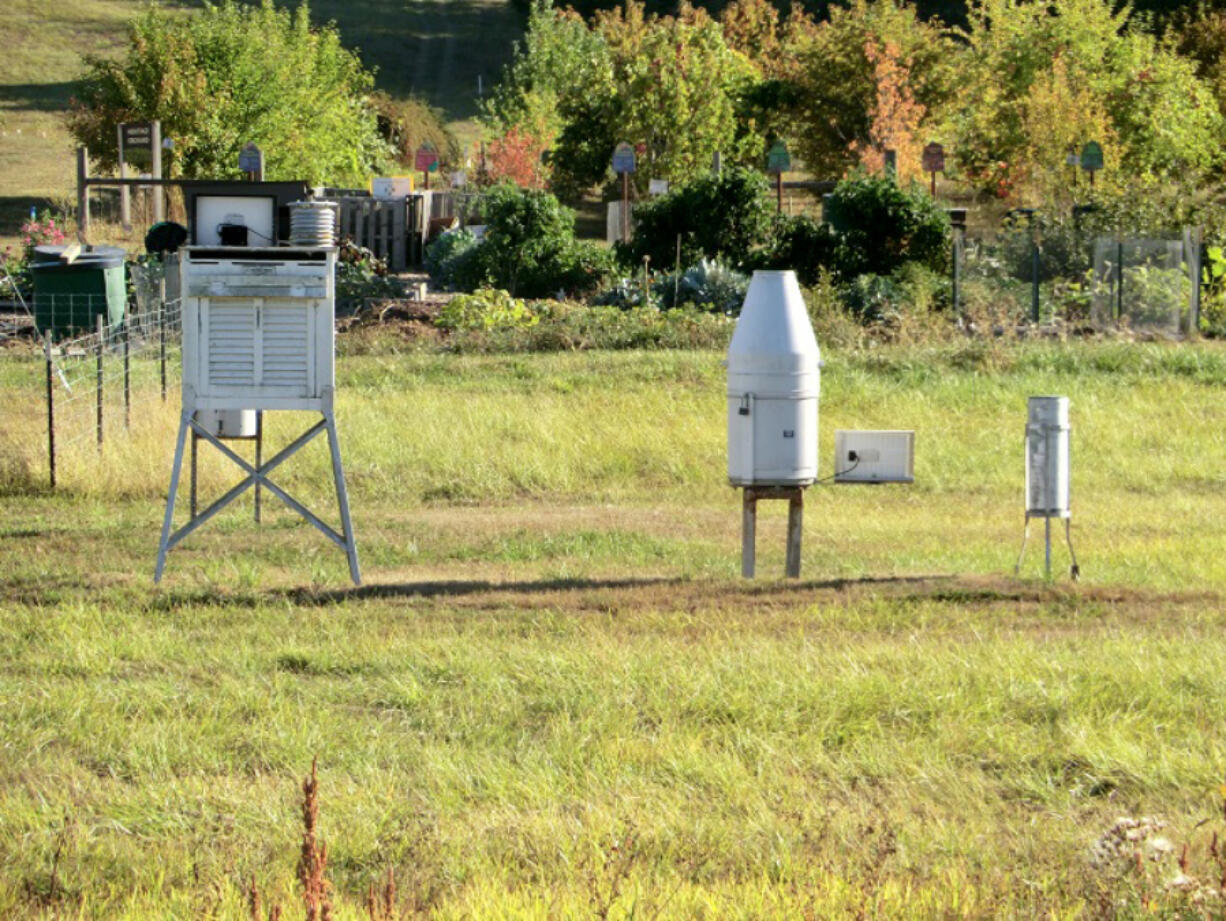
[155,244,360,584]
[1015,395,1079,580]
[726,270,820,578]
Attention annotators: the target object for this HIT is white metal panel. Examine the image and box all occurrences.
[181,247,334,412]
[833,430,915,483]
[206,303,257,388]
[194,196,276,246]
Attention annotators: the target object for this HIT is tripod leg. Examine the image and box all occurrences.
[155,410,191,583]
[1065,517,1080,581]
[1014,515,1031,574]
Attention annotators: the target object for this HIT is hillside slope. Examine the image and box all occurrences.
[0,0,523,239]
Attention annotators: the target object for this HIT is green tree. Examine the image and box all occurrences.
[1172,6,1226,121]
[952,0,1224,197]
[68,1,386,184]
[788,0,958,180]
[483,0,609,144]
[370,92,460,171]
[488,1,763,197]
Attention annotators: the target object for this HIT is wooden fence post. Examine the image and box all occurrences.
[76,147,90,243]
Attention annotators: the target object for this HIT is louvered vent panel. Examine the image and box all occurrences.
[261,304,311,388]
[207,305,256,387]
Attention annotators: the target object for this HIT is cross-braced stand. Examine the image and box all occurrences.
[741,486,805,578]
[155,407,360,585]
[191,412,263,522]
[1015,513,1079,581]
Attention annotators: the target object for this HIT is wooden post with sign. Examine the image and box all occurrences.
[76,147,90,243]
[238,142,264,182]
[922,142,945,197]
[415,143,439,191]
[118,121,162,225]
[117,126,130,230]
[766,140,790,214]
[151,121,163,222]
[1080,141,1103,189]
[612,142,636,245]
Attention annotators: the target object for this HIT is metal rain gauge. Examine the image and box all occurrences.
[155,236,361,584]
[1015,395,1080,580]
[727,270,820,579]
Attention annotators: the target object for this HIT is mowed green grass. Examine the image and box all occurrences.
[2,340,1226,917]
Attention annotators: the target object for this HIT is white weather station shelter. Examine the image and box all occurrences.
[155,239,360,584]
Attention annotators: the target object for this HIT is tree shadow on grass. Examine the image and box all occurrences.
[0,195,56,238]
[0,82,78,113]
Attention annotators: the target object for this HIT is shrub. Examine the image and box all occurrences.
[676,259,750,315]
[442,300,733,353]
[436,288,540,331]
[618,167,775,272]
[823,173,949,279]
[457,184,616,298]
[2,212,68,298]
[843,273,903,324]
[335,240,405,314]
[1201,244,1226,337]
[425,229,480,290]
[757,215,839,286]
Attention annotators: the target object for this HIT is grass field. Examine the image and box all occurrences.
[3,339,1226,917]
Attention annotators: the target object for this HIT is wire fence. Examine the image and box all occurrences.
[39,290,182,487]
[958,226,1202,337]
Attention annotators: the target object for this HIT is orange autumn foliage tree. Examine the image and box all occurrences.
[850,40,926,182]
[486,125,550,189]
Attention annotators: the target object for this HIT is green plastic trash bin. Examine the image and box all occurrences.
[31,245,126,338]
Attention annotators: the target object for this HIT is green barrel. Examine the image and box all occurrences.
[31,245,127,338]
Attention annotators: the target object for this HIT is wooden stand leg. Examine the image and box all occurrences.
[785,492,803,578]
[740,486,805,579]
[741,490,756,579]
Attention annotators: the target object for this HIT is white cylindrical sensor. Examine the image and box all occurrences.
[1025,396,1070,518]
[195,409,257,439]
[726,271,821,486]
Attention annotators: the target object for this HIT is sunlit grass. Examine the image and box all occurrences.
[3,339,1226,917]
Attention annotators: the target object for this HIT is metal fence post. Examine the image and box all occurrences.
[123,315,131,429]
[1031,236,1040,323]
[159,291,166,402]
[96,313,104,450]
[44,331,55,489]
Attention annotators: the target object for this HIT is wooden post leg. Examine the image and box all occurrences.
[741,489,756,579]
[785,491,803,578]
